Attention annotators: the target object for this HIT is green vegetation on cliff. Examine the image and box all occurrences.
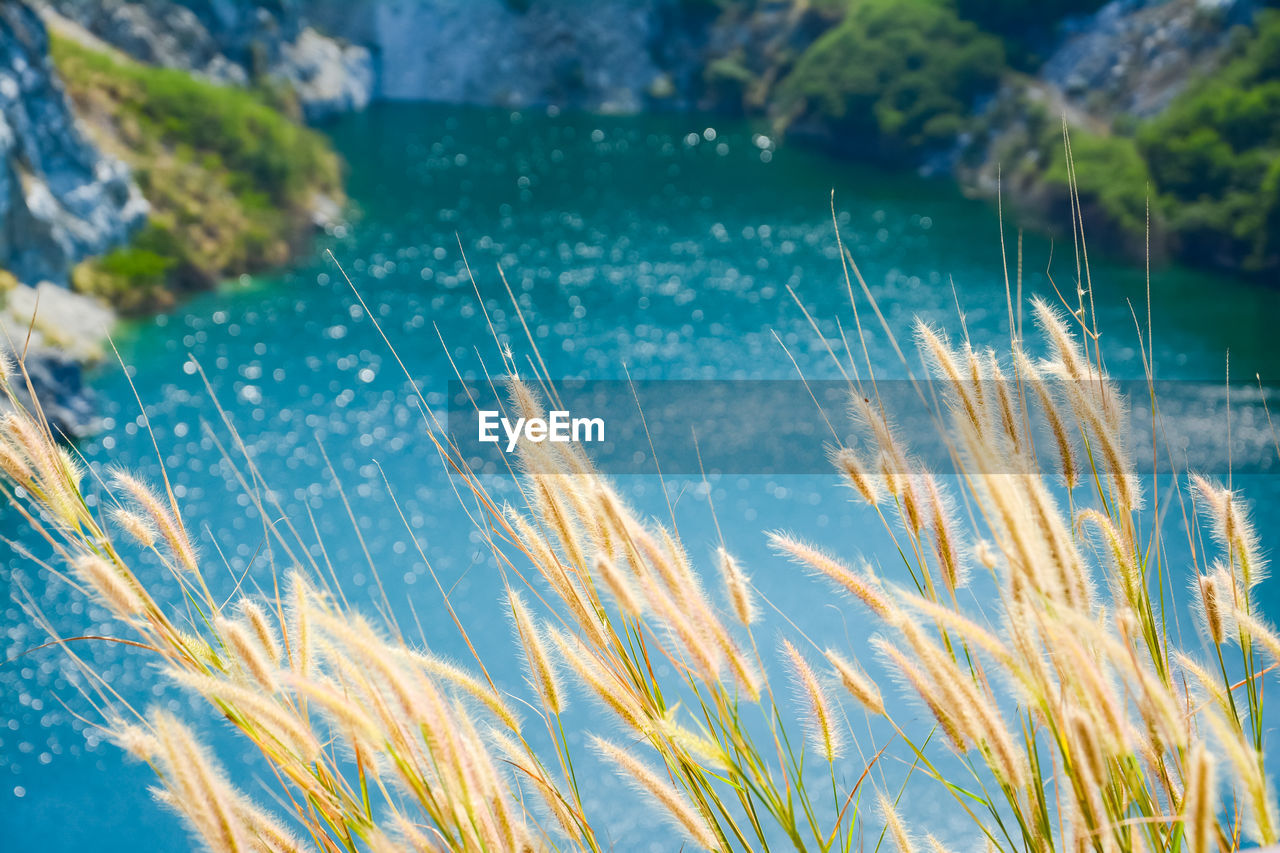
[1041,128,1151,244]
[1007,10,1280,274]
[50,35,343,313]
[1139,10,1280,273]
[984,95,1155,258]
[711,0,1278,274]
[776,0,1004,159]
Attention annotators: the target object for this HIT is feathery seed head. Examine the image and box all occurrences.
[216,615,278,690]
[1234,611,1280,663]
[872,635,969,750]
[549,627,645,731]
[1183,744,1216,853]
[150,710,252,853]
[409,650,523,734]
[717,547,757,626]
[110,507,158,548]
[111,468,199,574]
[288,674,384,751]
[924,475,967,592]
[596,552,643,616]
[1192,473,1267,591]
[782,638,843,762]
[832,446,884,506]
[925,835,955,853]
[974,539,998,570]
[0,436,35,485]
[170,670,321,762]
[878,791,916,853]
[1015,347,1079,488]
[507,590,565,715]
[591,735,718,850]
[113,723,160,762]
[916,323,983,438]
[73,554,146,618]
[238,599,282,666]
[1195,571,1226,645]
[769,532,891,618]
[825,648,884,716]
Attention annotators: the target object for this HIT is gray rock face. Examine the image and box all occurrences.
[44,0,252,82]
[1,347,101,438]
[1040,0,1257,119]
[44,0,298,81]
[42,0,705,116]
[42,0,375,120]
[280,26,374,121]
[369,0,695,112]
[0,1,147,285]
[0,281,115,437]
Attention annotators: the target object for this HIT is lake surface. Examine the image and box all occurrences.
[3,102,1279,851]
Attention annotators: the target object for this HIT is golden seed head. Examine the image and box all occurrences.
[110,507,158,548]
[591,735,718,849]
[1196,572,1225,645]
[0,437,35,484]
[112,468,200,574]
[974,539,998,569]
[113,723,160,762]
[878,791,916,853]
[717,547,757,626]
[238,599,282,666]
[508,591,565,716]
[925,475,966,592]
[782,638,843,763]
[595,552,643,616]
[825,648,884,716]
[1183,744,1216,853]
[73,554,145,618]
[215,615,278,690]
[832,446,883,505]
[770,531,891,618]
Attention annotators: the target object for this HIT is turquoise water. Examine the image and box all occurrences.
[3,102,1279,850]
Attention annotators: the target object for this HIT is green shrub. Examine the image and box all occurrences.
[50,39,338,208]
[1040,126,1153,243]
[775,0,1004,159]
[50,34,343,311]
[1139,11,1280,272]
[72,226,178,313]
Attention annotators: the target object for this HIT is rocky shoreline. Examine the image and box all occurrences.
[1,281,110,437]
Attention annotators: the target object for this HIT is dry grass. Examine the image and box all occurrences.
[0,194,1277,853]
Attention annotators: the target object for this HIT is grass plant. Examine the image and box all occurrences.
[1,170,1277,852]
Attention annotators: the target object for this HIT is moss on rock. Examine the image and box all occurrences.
[50,34,343,313]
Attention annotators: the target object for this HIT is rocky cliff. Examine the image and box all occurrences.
[0,1,146,287]
[365,0,707,112]
[959,0,1260,264]
[1041,0,1254,120]
[47,0,707,115]
[0,2,143,435]
[0,0,353,435]
[41,0,374,120]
